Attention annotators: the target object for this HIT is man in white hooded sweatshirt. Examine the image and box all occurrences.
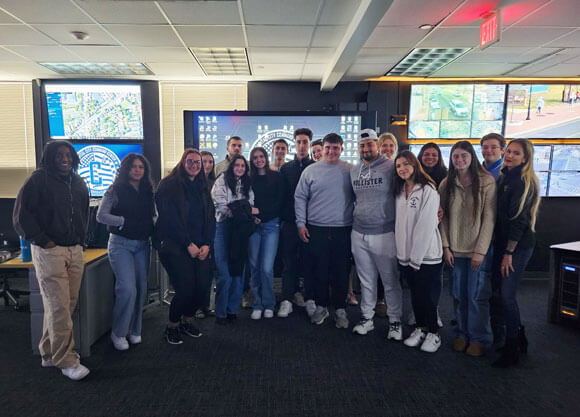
[350,129,403,339]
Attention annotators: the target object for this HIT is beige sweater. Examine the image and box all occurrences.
[438,173,497,258]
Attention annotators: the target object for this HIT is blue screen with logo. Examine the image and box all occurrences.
[72,143,142,197]
[195,114,363,164]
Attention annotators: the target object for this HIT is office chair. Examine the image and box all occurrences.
[0,272,29,310]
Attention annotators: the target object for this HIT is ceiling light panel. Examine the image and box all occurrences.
[190,48,251,76]
[39,62,153,75]
[386,48,471,77]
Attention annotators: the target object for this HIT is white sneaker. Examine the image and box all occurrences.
[293,292,305,307]
[305,299,316,317]
[420,332,441,353]
[335,308,349,329]
[128,335,142,344]
[251,309,262,320]
[277,300,293,318]
[41,358,54,368]
[61,363,90,381]
[437,311,443,328]
[111,332,129,351]
[404,328,426,347]
[264,309,274,319]
[387,321,403,341]
[311,306,329,325]
[352,318,374,335]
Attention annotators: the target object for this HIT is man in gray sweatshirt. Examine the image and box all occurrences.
[295,133,353,328]
[350,129,403,340]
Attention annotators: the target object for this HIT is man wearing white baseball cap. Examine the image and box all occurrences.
[350,129,403,340]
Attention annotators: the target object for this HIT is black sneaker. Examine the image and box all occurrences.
[179,322,202,338]
[164,326,183,345]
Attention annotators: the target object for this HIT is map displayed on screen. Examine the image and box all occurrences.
[505,84,580,138]
[72,143,142,197]
[537,172,549,196]
[549,171,580,196]
[533,145,552,171]
[196,114,363,164]
[409,84,506,139]
[46,84,143,140]
[551,145,580,170]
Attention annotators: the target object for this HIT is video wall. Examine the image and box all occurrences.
[189,112,372,165]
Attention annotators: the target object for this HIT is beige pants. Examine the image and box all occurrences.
[31,244,84,368]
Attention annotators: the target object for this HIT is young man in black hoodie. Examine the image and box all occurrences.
[13,140,90,381]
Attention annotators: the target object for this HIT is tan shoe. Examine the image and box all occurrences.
[374,301,387,318]
[453,337,467,352]
[466,343,486,357]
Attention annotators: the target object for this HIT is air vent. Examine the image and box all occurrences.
[190,48,251,76]
[386,48,471,77]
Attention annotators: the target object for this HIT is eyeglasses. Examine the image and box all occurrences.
[185,159,202,166]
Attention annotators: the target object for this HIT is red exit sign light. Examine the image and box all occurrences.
[480,10,501,50]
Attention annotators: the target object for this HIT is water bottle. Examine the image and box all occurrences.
[19,237,31,262]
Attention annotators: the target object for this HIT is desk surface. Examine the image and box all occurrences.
[0,248,107,269]
[550,241,580,253]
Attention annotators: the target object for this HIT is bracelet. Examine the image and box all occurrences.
[504,250,514,255]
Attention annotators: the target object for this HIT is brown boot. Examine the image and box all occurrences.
[466,343,486,357]
[453,337,467,352]
[374,300,387,318]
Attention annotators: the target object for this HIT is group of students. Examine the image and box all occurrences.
[13,127,539,381]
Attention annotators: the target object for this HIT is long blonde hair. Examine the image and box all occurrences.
[508,139,541,231]
[378,132,398,159]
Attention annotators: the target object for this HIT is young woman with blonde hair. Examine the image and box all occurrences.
[378,132,398,160]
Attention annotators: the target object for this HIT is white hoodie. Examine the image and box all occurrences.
[395,183,442,270]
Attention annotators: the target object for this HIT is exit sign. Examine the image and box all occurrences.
[480,11,501,49]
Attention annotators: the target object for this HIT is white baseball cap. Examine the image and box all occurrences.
[358,128,378,141]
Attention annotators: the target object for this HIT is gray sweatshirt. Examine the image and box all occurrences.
[350,154,395,235]
[294,160,354,228]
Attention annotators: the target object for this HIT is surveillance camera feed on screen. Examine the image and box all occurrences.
[196,114,362,164]
[45,83,144,140]
[505,84,580,138]
[72,143,142,198]
[408,84,506,139]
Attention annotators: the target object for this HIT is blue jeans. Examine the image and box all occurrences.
[494,247,534,338]
[248,217,279,311]
[451,256,492,346]
[214,220,244,319]
[107,234,150,337]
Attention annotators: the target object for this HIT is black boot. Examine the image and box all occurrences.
[492,337,519,368]
[517,325,528,355]
[492,324,506,348]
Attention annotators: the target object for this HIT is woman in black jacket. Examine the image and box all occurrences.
[492,138,541,368]
[155,149,215,345]
[97,154,155,351]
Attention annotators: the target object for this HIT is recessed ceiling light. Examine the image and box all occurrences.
[190,48,251,76]
[40,62,153,75]
[385,47,471,77]
[419,24,433,30]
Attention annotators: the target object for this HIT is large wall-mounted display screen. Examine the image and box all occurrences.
[45,83,144,140]
[72,143,142,197]
[191,112,369,165]
[505,84,580,138]
[409,84,506,139]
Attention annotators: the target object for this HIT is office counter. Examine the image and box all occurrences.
[0,248,115,357]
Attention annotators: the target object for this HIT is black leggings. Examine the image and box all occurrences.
[160,249,208,323]
[401,263,442,334]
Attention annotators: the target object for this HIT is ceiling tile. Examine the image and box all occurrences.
[418,27,480,47]
[8,45,84,61]
[0,62,56,79]
[246,26,314,47]
[0,24,56,45]
[0,47,27,61]
[562,52,580,64]
[177,25,245,48]
[104,25,181,47]
[301,63,326,79]
[146,62,205,77]
[311,25,345,48]
[431,62,520,76]
[0,9,19,23]
[306,47,334,63]
[355,47,409,64]
[33,24,118,45]
[530,63,580,77]
[242,0,321,25]
[65,45,137,62]
[252,63,304,76]
[513,0,580,27]
[455,47,562,64]
[544,29,580,48]
[127,47,192,63]
[364,27,426,48]
[379,0,459,27]
[75,0,166,24]
[158,1,241,25]
[0,0,92,23]
[249,47,307,64]
[346,63,389,77]
[318,0,361,25]
[499,27,574,47]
